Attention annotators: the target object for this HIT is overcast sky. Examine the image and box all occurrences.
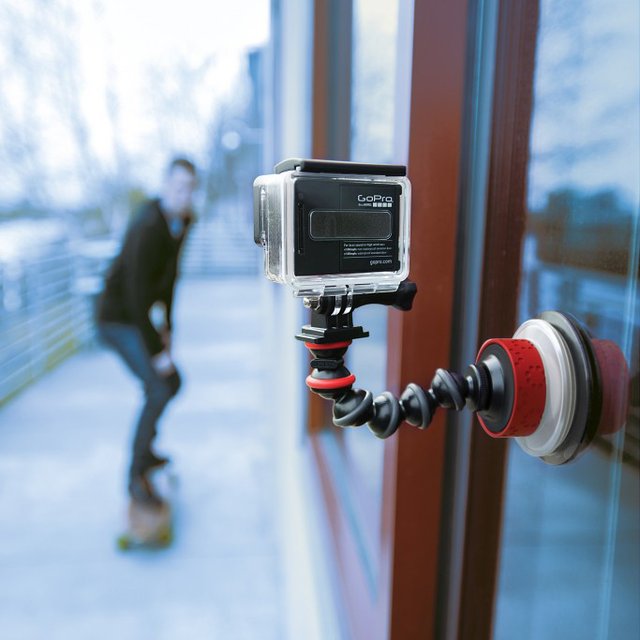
[79,0,271,191]
[0,0,270,207]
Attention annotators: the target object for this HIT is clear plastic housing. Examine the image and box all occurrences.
[253,168,411,297]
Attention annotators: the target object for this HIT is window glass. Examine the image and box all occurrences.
[494,1,640,637]
[350,0,400,164]
[345,0,400,539]
[321,0,402,570]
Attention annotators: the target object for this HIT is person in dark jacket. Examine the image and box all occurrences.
[97,157,197,505]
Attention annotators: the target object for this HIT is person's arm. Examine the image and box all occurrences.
[162,283,176,335]
[160,218,191,341]
[121,219,165,356]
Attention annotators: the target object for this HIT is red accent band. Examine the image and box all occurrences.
[591,339,628,436]
[306,374,356,390]
[476,338,546,438]
[304,341,352,351]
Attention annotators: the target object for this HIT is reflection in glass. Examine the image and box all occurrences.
[318,0,402,574]
[494,0,639,638]
[344,0,401,509]
[351,0,400,164]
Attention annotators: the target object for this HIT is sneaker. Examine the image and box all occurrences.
[128,474,164,508]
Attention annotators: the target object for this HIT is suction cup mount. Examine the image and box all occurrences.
[298,284,628,464]
[512,312,601,464]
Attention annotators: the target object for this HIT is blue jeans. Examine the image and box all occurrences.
[97,322,181,478]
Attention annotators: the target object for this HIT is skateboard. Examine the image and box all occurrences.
[116,467,177,550]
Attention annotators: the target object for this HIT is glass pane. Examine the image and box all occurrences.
[350,0,400,164]
[317,0,404,574]
[494,1,640,638]
[333,0,401,544]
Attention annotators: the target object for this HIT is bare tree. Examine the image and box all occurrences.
[0,1,51,207]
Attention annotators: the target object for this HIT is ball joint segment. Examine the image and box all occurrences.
[298,283,628,463]
[304,340,432,439]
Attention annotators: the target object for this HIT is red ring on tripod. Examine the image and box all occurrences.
[306,374,356,390]
[304,341,352,351]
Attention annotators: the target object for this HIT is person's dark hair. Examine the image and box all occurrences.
[167,157,197,177]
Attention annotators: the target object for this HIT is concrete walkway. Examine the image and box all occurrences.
[0,277,285,639]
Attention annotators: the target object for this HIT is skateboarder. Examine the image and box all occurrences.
[96,157,197,506]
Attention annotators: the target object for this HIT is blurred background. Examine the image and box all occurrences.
[0,0,638,639]
[0,1,282,638]
[0,0,267,385]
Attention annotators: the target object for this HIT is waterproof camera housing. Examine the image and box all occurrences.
[254,158,411,297]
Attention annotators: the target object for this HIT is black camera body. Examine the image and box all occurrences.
[254,159,411,297]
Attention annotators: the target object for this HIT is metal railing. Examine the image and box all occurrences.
[0,217,258,405]
[0,241,98,404]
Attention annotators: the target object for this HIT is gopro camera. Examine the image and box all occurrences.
[254,158,411,297]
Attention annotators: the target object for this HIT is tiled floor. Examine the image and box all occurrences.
[0,277,286,640]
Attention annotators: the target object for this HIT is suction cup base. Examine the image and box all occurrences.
[513,312,601,465]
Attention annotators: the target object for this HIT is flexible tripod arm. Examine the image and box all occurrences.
[303,340,491,439]
[298,280,550,441]
[297,281,499,439]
